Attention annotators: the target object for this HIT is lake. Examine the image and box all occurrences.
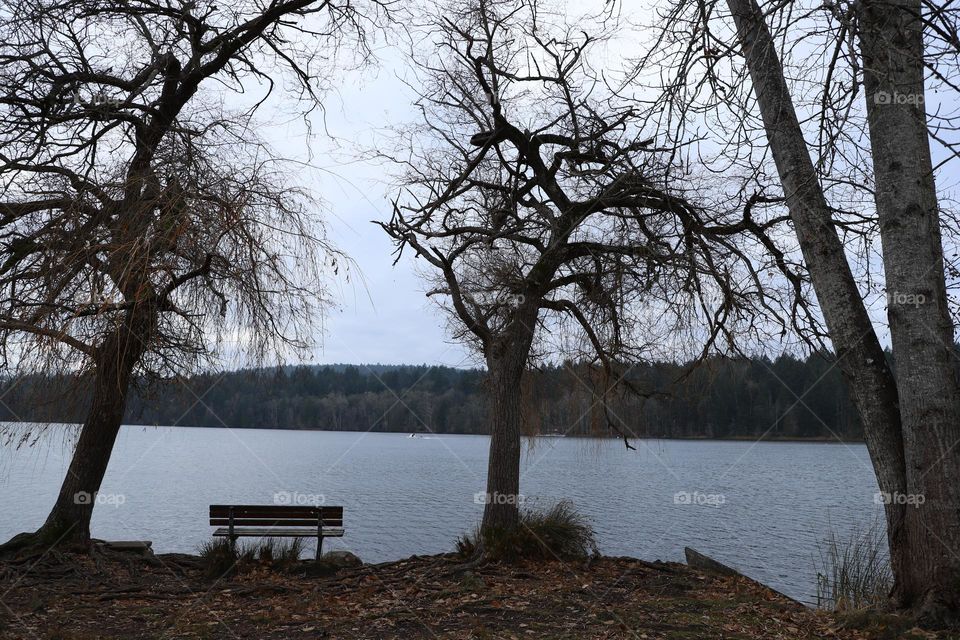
[0,425,885,605]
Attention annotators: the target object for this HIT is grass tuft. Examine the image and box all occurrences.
[198,537,239,579]
[816,519,892,611]
[256,537,305,570]
[198,536,305,578]
[457,500,597,562]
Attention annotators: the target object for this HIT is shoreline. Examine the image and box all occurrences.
[2,420,866,444]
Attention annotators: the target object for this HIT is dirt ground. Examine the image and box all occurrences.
[0,548,949,639]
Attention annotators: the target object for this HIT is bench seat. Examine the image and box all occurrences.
[213,526,345,537]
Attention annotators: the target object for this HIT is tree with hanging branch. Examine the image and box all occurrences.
[0,0,388,553]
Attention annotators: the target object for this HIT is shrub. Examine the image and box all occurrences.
[457,500,597,562]
[816,519,892,611]
[455,532,478,558]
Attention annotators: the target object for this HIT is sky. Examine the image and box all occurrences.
[251,1,638,369]
[235,0,960,370]
[260,54,477,368]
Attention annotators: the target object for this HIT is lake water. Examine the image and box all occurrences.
[0,425,885,605]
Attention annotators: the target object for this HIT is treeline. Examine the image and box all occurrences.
[0,353,862,440]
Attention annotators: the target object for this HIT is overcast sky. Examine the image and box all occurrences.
[256,3,635,369]
[257,53,474,368]
[243,0,959,370]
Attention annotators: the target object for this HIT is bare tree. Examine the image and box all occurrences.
[382,0,804,534]
[0,0,386,551]
[635,0,960,622]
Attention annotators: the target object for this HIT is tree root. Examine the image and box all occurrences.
[0,527,92,562]
[914,595,960,631]
[436,547,489,579]
[0,530,45,558]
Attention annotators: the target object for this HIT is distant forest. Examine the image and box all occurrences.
[0,354,863,440]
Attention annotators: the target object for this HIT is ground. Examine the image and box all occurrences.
[0,549,951,639]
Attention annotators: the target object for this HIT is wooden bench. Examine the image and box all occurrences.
[209,504,344,559]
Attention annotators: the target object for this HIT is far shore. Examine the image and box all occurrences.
[2,420,866,444]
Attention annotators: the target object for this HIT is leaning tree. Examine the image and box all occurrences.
[382,0,809,534]
[632,0,960,621]
[0,0,385,551]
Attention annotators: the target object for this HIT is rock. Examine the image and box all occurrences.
[683,547,739,577]
[459,571,486,592]
[321,551,362,568]
[684,547,804,606]
[302,561,339,578]
[301,551,362,578]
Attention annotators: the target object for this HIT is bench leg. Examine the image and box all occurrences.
[316,535,324,560]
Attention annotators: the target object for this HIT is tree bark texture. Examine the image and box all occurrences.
[726,0,912,608]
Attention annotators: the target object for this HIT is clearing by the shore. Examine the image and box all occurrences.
[0,548,949,639]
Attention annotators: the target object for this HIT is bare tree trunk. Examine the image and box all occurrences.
[3,309,151,551]
[39,357,134,544]
[481,315,537,532]
[481,355,524,531]
[725,0,910,602]
[858,0,960,620]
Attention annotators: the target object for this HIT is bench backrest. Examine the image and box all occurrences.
[209,505,343,528]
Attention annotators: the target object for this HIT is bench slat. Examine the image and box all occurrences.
[209,518,343,527]
[210,505,341,518]
[212,527,345,537]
